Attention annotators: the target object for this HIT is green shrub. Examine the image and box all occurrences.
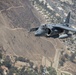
[47,67,57,75]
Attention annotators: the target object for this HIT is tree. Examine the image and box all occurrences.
[16,57,26,62]
[59,60,64,66]
[47,67,57,75]
[29,62,34,68]
[70,53,75,62]
[0,68,3,75]
[40,65,44,73]
[64,53,69,59]
[34,66,38,73]
[8,66,18,75]
[19,66,26,75]
[0,53,2,59]
[2,56,12,69]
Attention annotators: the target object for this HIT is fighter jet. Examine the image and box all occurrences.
[30,12,76,39]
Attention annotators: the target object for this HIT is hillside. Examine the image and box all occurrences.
[0,0,65,68]
[0,0,76,75]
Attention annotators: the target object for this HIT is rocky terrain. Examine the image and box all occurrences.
[0,0,76,75]
[31,0,76,75]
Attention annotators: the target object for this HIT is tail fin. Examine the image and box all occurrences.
[64,12,70,24]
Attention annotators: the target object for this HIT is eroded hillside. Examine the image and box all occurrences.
[0,0,65,69]
[0,0,76,75]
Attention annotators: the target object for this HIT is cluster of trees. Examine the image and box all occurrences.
[0,49,57,75]
[8,66,56,75]
[8,66,38,75]
[59,51,76,67]
[0,48,57,75]
[15,56,30,63]
[15,56,34,68]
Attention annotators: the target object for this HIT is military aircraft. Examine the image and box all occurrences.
[30,12,76,39]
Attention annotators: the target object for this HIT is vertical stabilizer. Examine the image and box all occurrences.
[64,12,70,24]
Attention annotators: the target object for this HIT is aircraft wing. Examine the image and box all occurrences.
[53,25,76,32]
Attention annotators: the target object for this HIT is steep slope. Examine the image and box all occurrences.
[0,0,40,28]
[0,0,65,67]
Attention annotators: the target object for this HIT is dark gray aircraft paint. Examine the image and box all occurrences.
[30,12,76,39]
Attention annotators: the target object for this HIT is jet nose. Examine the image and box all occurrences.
[35,31,41,36]
[35,30,45,36]
[34,27,46,36]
